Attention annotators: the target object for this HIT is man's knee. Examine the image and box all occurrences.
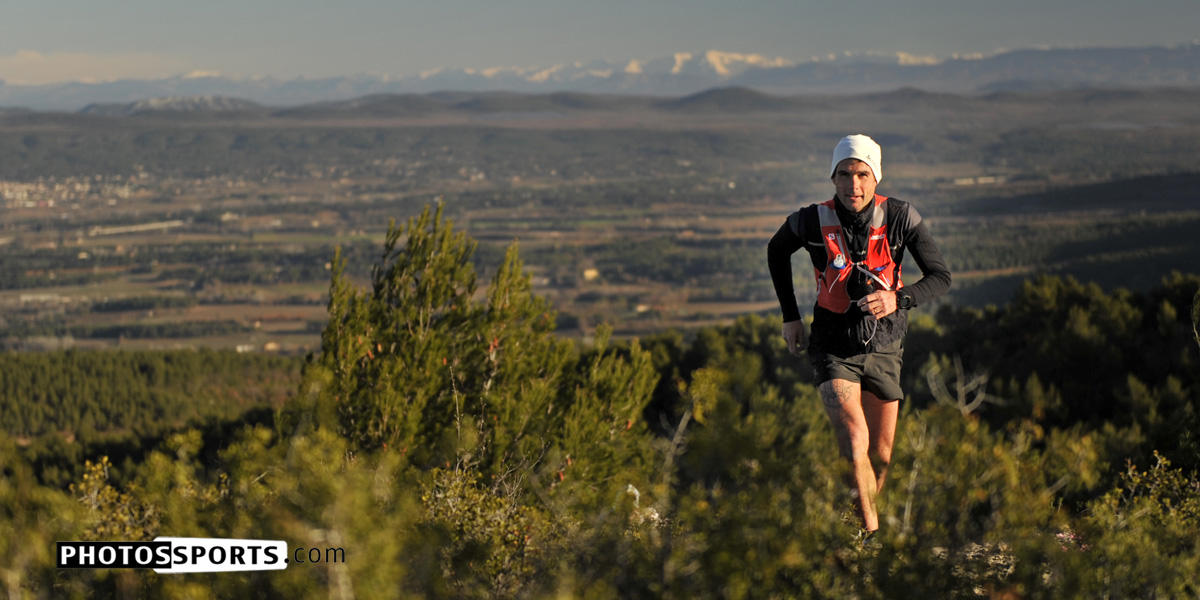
[831,416,872,459]
[871,439,893,465]
[847,430,872,460]
[827,417,869,455]
[872,450,892,474]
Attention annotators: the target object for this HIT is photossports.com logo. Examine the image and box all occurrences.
[58,538,294,573]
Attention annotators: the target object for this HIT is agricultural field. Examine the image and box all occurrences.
[3,86,1200,351]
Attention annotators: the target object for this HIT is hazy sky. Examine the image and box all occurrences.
[0,0,1196,85]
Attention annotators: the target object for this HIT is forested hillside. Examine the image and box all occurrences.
[2,206,1198,598]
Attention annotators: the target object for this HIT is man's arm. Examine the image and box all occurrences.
[767,216,805,322]
[859,202,951,319]
[768,215,809,356]
[900,215,951,307]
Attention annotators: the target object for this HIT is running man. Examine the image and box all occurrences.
[767,134,951,533]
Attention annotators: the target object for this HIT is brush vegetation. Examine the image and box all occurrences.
[2,206,1199,598]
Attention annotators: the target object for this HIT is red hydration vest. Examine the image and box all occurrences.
[814,195,904,313]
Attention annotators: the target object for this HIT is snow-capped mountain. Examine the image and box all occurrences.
[381,50,795,97]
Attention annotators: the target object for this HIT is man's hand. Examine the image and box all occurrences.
[782,320,807,357]
[856,290,898,321]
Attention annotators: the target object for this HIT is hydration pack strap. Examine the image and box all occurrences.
[854,263,893,292]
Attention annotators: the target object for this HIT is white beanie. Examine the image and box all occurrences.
[829,134,882,183]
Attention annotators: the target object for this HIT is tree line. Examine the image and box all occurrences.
[0,348,299,440]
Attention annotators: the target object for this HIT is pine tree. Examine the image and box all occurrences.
[285,203,659,495]
[300,203,481,454]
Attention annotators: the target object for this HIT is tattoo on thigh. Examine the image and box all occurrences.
[820,380,857,407]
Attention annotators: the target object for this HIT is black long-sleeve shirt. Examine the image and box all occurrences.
[767,196,951,354]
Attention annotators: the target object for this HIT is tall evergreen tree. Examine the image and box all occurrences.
[285,203,659,500]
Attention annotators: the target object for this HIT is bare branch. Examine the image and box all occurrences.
[927,355,1003,417]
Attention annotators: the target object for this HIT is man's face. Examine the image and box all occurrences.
[832,158,877,212]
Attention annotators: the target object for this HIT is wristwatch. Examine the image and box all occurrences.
[897,289,914,309]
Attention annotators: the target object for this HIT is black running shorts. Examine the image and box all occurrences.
[808,338,904,401]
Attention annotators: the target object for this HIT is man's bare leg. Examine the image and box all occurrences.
[819,379,878,531]
[862,390,899,494]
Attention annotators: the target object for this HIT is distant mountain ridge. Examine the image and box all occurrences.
[80,95,263,117]
[40,86,1200,126]
[1,44,1197,111]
